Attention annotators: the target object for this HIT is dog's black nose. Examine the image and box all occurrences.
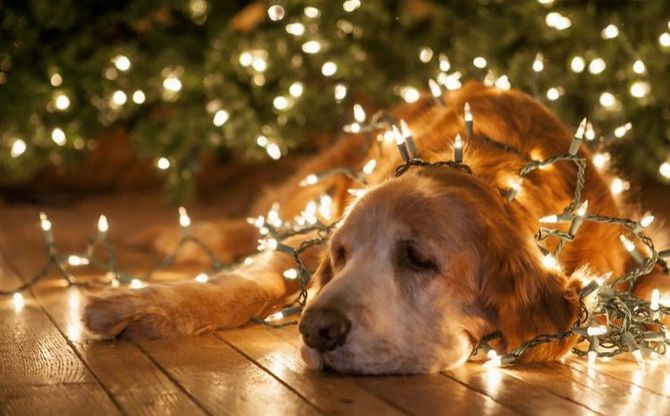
[299,308,351,352]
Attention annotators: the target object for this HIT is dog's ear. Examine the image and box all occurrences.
[479,225,581,361]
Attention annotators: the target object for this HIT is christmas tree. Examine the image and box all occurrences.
[1,0,669,201]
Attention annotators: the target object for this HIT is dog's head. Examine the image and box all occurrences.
[299,166,580,374]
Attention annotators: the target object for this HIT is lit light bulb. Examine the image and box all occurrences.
[321,61,337,76]
[239,51,253,66]
[464,102,473,123]
[659,33,670,47]
[473,56,487,69]
[418,47,433,63]
[632,59,646,74]
[541,253,561,271]
[570,56,586,73]
[439,53,451,72]
[273,96,290,110]
[283,268,299,280]
[50,73,63,87]
[599,92,616,108]
[540,214,559,224]
[546,87,561,101]
[619,234,636,252]
[179,207,191,228]
[362,159,377,175]
[286,23,305,36]
[156,157,170,170]
[97,215,109,233]
[67,255,89,266]
[587,325,608,336]
[601,24,619,39]
[453,134,463,163]
[532,53,544,72]
[589,58,606,75]
[576,200,589,217]
[392,125,405,146]
[630,81,650,98]
[651,288,660,311]
[614,123,632,138]
[266,310,285,321]
[251,57,267,72]
[13,292,25,311]
[113,55,131,71]
[54,92,71,110]
[194,273,209,283]
[256,135,268,147]
[300,174,318,187]
[39,212,52,232]
[334,83,347,101]
[545,12,572,30]
[353,104,366,123]
[506,177,523,200]
[610,177,629,195]
[51,128,66,146]
[267,5,285,21]
[163,75,182,92]
[592,152,610,169]
[660,162,670,179]
[289,82,304,98]
[111,90,127,106]
[132,90,146,104]
[212,110,229,127]
[639,214,655,229]
[428,79,442,98]
[484,350,502,368]
[130,279,144,289]
[266,143,282,160]
[301,40,321,54]
[10,139,26,158]
[494,75,511,90]
[400,86,420,103]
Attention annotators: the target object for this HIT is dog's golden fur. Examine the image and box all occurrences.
[84,82,666,374]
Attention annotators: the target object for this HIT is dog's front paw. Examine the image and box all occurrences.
[83,288,182,340]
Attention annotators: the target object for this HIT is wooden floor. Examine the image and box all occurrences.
[1,187,670,415]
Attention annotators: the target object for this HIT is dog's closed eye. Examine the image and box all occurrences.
[396,240,438,273]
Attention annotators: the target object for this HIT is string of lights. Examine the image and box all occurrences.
[2,80,670,370]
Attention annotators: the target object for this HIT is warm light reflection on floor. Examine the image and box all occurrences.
[12,292,25,311]
[483,368,502,396]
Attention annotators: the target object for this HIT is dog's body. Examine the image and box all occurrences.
[84,82,665,374]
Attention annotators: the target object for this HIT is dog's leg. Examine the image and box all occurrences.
[83,236,325,340]
[128,218,259,265]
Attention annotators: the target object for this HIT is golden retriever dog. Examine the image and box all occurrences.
[83,81,666,374]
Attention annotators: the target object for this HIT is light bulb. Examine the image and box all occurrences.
[362,159,377,175]
[194,273,209,283]
[179,207,191,228]
[283,269,299,280]
[156,157,170,170]
[97,215,109,233]
[353,104,366,123]
[213,110,229,126]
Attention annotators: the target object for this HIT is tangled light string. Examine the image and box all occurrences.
[3,83,670,369]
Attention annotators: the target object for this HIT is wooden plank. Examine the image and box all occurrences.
[566,355,670,398]
[502,362,670,416]
[0,292,92,387]
[219,325,408,416]
[264,325,519,416]
[137,334,322,415]
[31,281,207,416]
[0,383,119,416]
[0,243,120,414]
[446,363,599,416]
